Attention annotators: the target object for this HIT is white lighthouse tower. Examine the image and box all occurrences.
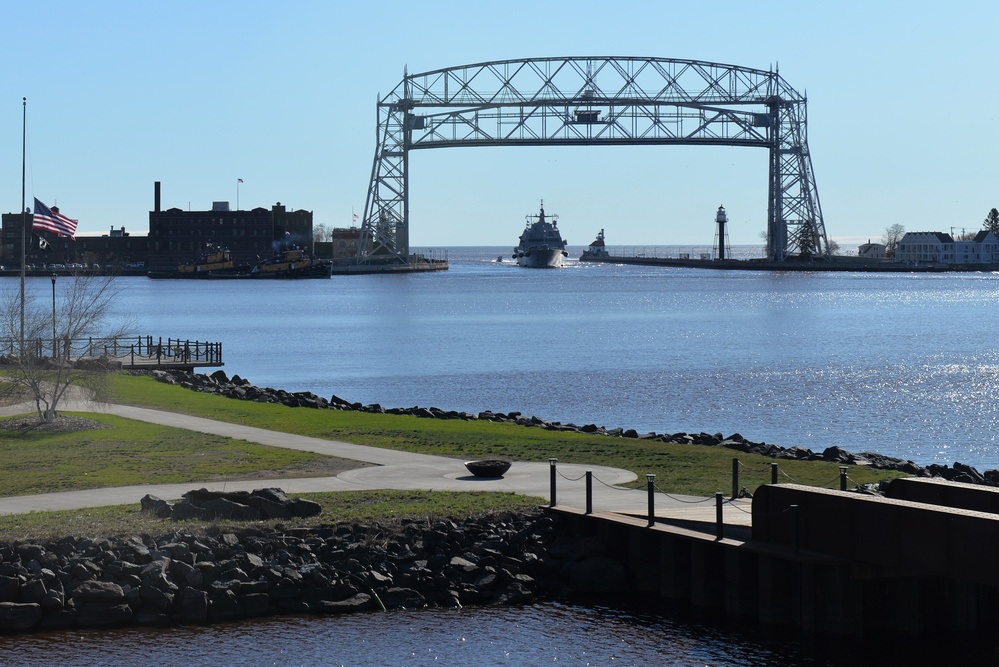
[713,205,730,260]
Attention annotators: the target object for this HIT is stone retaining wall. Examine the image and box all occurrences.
[0,509,625,633]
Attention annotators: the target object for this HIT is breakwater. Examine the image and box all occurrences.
[0,508,632,634]
[150,369,999,489]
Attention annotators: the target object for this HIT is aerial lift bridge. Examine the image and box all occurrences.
[361,56,827,264]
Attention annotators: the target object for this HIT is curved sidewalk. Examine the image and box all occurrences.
[0,399,733,520]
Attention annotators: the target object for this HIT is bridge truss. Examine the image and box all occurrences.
[361,56,827,263]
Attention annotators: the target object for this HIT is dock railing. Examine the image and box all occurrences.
[0,335,223,369]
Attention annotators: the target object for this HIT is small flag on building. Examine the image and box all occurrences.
[32,198,78,238]
[32,233,51,252]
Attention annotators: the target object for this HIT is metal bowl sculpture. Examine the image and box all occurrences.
[464,459,512,477]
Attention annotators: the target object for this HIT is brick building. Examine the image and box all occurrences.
[147,182,313,269]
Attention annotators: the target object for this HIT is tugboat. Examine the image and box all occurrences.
[513,201,568,268]
[250,246,331,279]
[580,229,609,260]
[147,243,248,279]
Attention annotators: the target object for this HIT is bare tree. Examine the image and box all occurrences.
[827,238,841,255]
[312,223,332,243]
[984,208,999,236]
[882,224,905,259]
[0,273,130,422]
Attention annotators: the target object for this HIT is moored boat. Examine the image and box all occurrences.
[249,247,331,279]
[513,202,568,268]
[147,244,248,278]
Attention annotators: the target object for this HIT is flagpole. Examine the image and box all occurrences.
[236,178,240,211]
[19,97,26,356]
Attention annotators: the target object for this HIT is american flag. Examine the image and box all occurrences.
[32,198,78,238]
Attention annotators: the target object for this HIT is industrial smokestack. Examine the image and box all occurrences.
[154,181,161,213]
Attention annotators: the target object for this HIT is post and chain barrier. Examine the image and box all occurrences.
[546,457,857,545]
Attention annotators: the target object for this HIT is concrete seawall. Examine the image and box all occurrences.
[555,479,999,639]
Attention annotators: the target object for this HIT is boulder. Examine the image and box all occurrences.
[0,602,42,631]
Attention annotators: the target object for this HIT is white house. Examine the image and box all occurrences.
[894,230,999,265]
[857,240,886,259]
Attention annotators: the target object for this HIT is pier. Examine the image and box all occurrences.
[548,461,999,639]
[0,335,222,372]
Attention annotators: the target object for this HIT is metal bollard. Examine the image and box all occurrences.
[646,474,656,527]
[715,492,724,540]
[585,471,593,515]
[771,462,779,485]
[731,458,739,500]
[839,466,848,491]
[549,459,558,507]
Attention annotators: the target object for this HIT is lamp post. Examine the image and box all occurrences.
[51,274,56,358]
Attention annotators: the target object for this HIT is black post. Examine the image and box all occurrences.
[549,458,557,507]
[839,466,848,491]
[646,474,655,527]
[790,504,799,554]
[771,462,779,485]
[715,492,724,540]
[731,458,739,500]
[585,471,592,515]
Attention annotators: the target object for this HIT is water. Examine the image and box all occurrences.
[9,246,999,663]
[0,601,893,666]
[98,245,999,470]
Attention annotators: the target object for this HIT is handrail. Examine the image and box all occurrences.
[0,335,223,367]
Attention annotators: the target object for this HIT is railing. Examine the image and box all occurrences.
[546,457,856,542]
[0,335,223,367]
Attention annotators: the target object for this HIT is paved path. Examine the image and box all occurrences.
[0,398,752,526]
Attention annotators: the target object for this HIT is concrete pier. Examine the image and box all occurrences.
[554,480,999,638]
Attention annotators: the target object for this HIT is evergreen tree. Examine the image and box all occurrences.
[984,208,999,236]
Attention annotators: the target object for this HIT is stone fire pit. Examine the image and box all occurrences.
[464,459,512,477]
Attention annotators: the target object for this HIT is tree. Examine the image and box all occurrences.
[882,224,905,259]
[984,208,999,236]
[0,273,130,422]
[827,238,841,255]
[312,223,332,243]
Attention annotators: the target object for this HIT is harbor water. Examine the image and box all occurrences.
[7,245,999,664]
[100,245,999,471]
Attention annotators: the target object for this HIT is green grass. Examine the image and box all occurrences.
[0,372,904,541]
[0,490,545,542]
[0,412,355,496]
[108,373,901,495]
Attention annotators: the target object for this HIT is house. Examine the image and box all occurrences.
[857,240,886,259]
[895,230,999,265]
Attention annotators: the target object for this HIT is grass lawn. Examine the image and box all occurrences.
[0,372,903,541]
[0,490,545,542]
[0,412,359,497]
[107,373,901,496]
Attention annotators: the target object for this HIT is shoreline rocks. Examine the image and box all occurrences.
[0,508,624,634]
[147,369,998,488]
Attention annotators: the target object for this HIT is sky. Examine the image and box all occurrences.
[2,1,996,249]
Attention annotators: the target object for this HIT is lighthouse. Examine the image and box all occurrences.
[715,205,728,260]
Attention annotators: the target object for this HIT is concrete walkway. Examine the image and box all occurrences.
[0,398,751,526]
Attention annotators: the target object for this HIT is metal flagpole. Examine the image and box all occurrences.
[19,97,26,356]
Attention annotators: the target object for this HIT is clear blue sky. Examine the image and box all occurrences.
[3,1,996,249]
